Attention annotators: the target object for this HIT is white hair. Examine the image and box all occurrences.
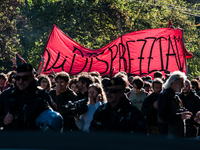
[163,71,187,90]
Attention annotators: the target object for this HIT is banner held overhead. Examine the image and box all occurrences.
[40,24,193,77]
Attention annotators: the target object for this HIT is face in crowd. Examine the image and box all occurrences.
[40,78,48,89]
[0,77,5,87]
[76,81,85,92]
[153,83,162,95]
[182,81,191,95]
[104,85,124,107]
[88,86,99,103]
[56,78,68,91]
[70,83,78,93]
[173,79,184,93]
[133,83,141,94]
[15,71,34,91]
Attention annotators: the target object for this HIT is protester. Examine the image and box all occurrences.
[191,79,200,96]
[38,75,52,92]
[3,71,16,91]
[0,73,7,92]
[178,79,200,137]
[0,63,51,131]
[90,77,147,134]
[127,76,148,111]
[74,83,107,132]
[76,72,94,101]
[49,71,78,131]
[69,77,78,93]
[128,76,134,85]
[143,81,152,94]
[157,71,193,137]
[114,71,131,93]
[145,76,152,82]
[142,78,163,135]
[91,76,101,86]
[89,71,101,81]
[153,71,164,80]
[48,74,56,89]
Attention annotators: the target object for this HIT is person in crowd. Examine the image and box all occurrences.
[89,71,101,80]
[191,79,200,96]
[93,76,102,85]
[48,74,56,89]
[0,63,51,130]
[127,76,148,111]
[38,75,52,92]
[49,71,77,131]
[11,55,17,71]
[69,77,78,93]
[74,83,107,132]
[3,71,16,91]
[128,76,134,85]
[0,73,7,92]
[114,71,131,93]
[142,78,163,135]
[143,81,152,94]
[141,76,146,82]
[178,79,200,137]
[157,71,192,137]
[76,72,94,101]
[89,77,147,133]
[145,76,152,83]
[153,71,164,80]
[101,77,110,89]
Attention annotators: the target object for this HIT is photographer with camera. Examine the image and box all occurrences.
[74,83,107,132]
[49,71,77,131]
[157,71,193,137]
[76,72,94,101]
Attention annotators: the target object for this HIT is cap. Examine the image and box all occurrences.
[16,63,33,73]
[106,77,125,87]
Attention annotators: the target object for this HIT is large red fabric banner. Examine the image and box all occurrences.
[41,24,193,77]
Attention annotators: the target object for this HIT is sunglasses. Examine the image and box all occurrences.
[14,75,32,81]
[104,87,123,93]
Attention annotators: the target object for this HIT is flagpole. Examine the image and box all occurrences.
[36,25,55,72]
[118,17,123,73]
[24,0,28,62]
[181,29,188,76]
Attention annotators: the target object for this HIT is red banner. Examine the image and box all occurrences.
[41,24,193,77]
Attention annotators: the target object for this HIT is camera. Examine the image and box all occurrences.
[63,98,88,117]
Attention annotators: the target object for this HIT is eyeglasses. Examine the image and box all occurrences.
[104,87,123,93]
[14,75,32,81]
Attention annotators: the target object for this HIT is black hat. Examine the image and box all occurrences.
[16,63,33,73]
[106,77,125,87]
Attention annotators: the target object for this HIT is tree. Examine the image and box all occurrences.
[2,0,199,79]
[0,0,25,72]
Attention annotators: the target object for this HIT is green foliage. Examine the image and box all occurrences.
[1,0,200,79]
[0,0,25,72]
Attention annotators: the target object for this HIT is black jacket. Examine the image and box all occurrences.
[49,87,78,130]
[179,90,200,137]
[157,88,183,137]
[0,80,50,131]
[90,95,147,134]
[141,92,158,127]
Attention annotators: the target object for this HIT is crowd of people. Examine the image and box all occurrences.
[0,58,200,139]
